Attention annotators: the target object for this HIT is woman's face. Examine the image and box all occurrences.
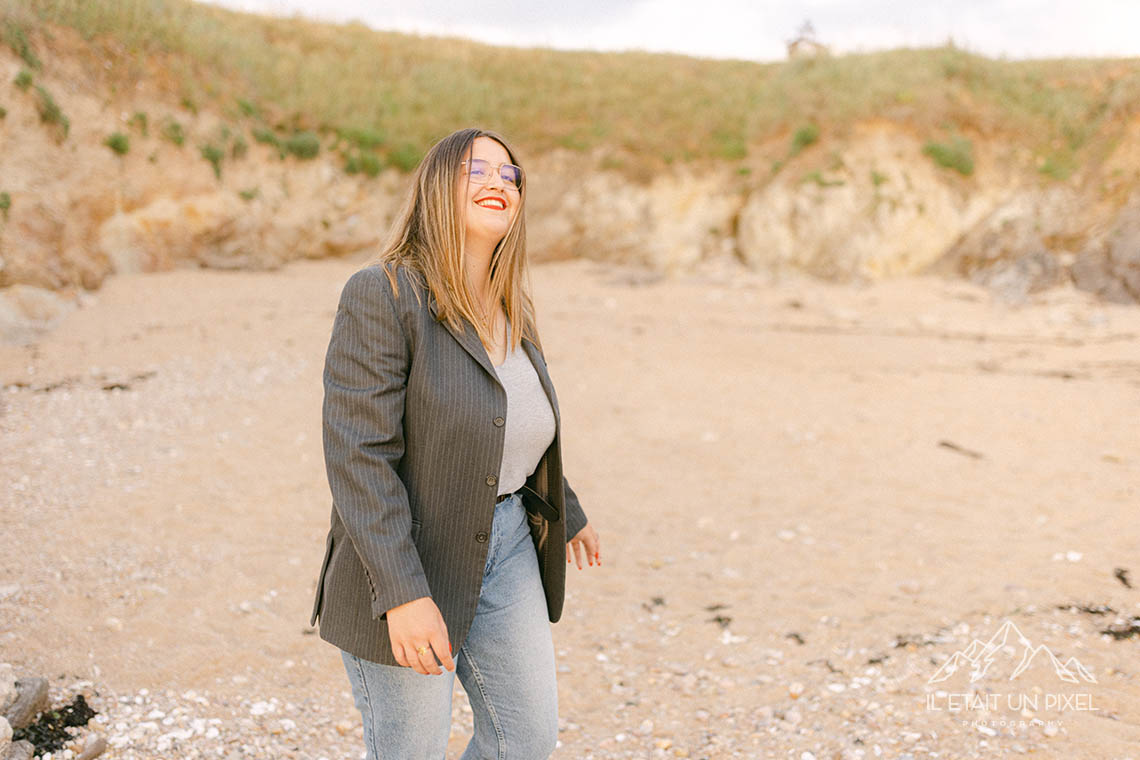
[457,136,521,250]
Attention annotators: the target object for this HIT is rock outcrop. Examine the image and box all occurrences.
[3,43,1140,310]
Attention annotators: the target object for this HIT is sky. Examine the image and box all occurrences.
[199,0,1140,62]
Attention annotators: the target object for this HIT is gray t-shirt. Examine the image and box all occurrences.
[493,321,556,496]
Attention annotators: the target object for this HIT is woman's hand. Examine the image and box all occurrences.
[567,522,600,569]
[386,596,455,675]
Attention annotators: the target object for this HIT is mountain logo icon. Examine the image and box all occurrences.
[927,620,1097,685]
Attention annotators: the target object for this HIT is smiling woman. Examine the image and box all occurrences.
[455,138,524,363]
[310,127,601,760]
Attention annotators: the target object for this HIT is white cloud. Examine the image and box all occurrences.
[199,0,1140,60]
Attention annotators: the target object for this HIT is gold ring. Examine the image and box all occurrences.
[416,646,429,657]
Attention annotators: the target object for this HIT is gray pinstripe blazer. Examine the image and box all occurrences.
[310,262,588,666]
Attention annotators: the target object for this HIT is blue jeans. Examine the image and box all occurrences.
[341,493,558,759]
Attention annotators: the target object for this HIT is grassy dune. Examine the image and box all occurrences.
[3,0,1140,177]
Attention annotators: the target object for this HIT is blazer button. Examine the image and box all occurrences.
[485,474,497,487]
[475,531,488,543]
[493,416,505,427]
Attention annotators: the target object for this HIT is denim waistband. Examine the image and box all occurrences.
[495,490,519,506]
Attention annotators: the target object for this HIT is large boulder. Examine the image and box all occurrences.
[925,186,1097,303]
[737,124,1000,280]
[1071,195,1140,304]
[0,284,77,343]
[95,189,384,275]
[526,154,741,271]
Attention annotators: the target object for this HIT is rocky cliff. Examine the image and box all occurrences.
[2,25,1139,341]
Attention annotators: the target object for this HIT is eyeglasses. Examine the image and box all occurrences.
[462,159,524,191]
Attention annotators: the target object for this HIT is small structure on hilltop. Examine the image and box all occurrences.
[786,20,830,59]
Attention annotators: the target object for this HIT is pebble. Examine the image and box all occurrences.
[897,579,922,594]
[249,700,276,716]
[0,665,15,712]
[5,742,34,760]
[718,630,746,645]
[6,678,49,730]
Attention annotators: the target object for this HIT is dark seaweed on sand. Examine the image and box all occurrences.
[12,694,97,754]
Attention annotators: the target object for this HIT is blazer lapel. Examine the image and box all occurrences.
[428,295,500,386]
[427,292,557,421]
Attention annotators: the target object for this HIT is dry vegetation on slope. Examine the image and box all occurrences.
[2,0,1140,311]
[4,0,1140,176]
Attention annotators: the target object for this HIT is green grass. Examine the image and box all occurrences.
[103,131,129,154]
[0,191,10,221]
[712,127,747,160]
[336,126,384,150]
[2,0,1139,177]
[161,118,185,146]
[236,97,258,117]
[200,141,224,178]
[129,110,148,135]
[0,104,6,119]
[801,169,845,187]
[13,67,32,90]
[923,137,974,176]
[251,126,279,145]
[33,83,67,138]
[358,152,382,177]
[2,16,40,68]
[790,123,820,156]
[386,142,421,171]
[283,130,319,159]
[1038,149,1078,180]
[342,150,383,177]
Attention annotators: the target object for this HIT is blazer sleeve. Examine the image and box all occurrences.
[563,475,588,541]
[322,267,432,620]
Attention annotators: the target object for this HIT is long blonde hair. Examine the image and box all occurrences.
[371,127,537,352]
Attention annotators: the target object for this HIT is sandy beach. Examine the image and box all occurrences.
[2,255,1139,759]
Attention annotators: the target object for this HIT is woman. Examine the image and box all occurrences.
[310,127,600,759]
